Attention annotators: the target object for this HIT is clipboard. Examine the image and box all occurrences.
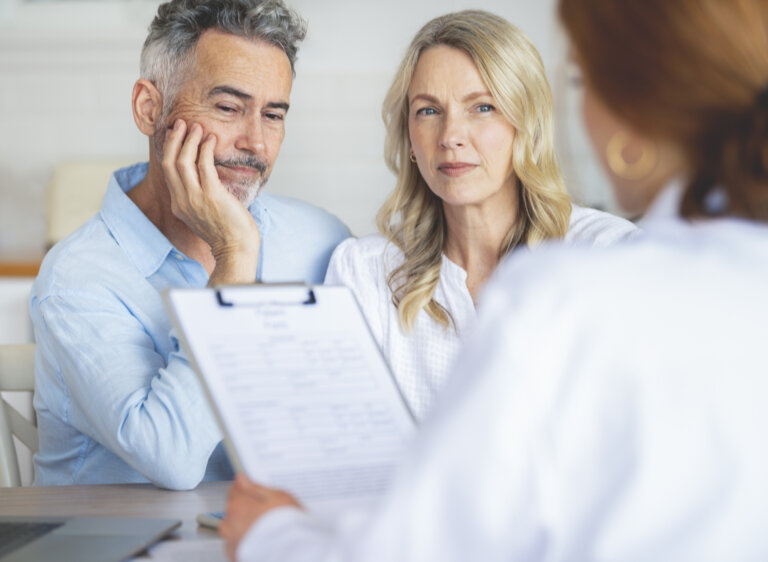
[164,284,416,516]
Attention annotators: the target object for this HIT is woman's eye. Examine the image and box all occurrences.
[416,107,437,116]
[476,104,494,113]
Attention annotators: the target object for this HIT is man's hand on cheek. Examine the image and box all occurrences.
[162,119,261,284]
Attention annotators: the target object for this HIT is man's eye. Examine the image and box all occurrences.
[217,105,237,113]
[265,112,285,121]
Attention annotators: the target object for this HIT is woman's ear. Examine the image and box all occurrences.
[132,78,164,137]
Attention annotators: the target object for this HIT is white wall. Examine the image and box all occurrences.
[0,0,614,256]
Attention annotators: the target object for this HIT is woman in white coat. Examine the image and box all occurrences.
[222,0,768,560]
[325,10,637,420]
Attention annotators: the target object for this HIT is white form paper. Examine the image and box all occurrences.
[165,285,415,511]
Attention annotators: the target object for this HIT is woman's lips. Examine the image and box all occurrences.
[437,162,477,177]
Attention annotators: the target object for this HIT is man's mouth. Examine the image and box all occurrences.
[214,156,267,176]
[218,164,260,176]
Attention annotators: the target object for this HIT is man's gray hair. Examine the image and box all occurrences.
[140,0,307,113]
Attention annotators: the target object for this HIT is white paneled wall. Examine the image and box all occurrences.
[0,0,614,256]
[0,28,146,253]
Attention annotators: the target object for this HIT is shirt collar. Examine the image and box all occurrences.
[99,162,272,278]
[637,180,685,231]
[99,163,175,278]
[441,254,468,283]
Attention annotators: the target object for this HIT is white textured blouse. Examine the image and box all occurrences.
[325,204,640,420]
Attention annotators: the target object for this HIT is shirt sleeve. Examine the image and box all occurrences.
[237,507,340,562]
[35,287,221,490]
[322,239,351,286]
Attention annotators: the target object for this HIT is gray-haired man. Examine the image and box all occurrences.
[31,0,349,489]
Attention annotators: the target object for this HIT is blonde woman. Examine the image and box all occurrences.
[325,9,637,420]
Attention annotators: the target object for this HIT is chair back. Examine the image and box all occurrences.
[0,344,37,487]
[46,160,135,247]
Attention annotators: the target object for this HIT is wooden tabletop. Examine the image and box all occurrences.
[0,257,43,277]
[0,481,231,557]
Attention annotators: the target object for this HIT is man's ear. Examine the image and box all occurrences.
[132,78,165,137]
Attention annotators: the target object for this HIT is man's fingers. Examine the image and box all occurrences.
[162,118,186,167]
[177,122,203,167]
[199,133,220,195]
[161,119,187,196]
[176,122,205,197]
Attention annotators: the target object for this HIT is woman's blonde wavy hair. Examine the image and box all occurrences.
[378,9,572,332]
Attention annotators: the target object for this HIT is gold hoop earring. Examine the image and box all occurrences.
[606,131,657,180]
[409,151,417,163]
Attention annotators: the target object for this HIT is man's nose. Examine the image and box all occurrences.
[439,112,467,150]
[236,116,267,154]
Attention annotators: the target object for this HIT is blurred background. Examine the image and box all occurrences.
[0,0,613,256]
[0,0,614,486]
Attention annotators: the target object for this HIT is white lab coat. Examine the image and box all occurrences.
[238,188,768,561]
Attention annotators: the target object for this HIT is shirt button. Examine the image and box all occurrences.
[174,252,184,260]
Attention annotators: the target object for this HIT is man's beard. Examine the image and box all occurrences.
[213,155,268,208]
[154,124,269,209]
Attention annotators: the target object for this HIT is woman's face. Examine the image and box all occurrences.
[407,45,518,212]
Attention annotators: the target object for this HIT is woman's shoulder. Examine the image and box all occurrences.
[330,234,403,263]
[325,234,404,285]
[566,204,641,247]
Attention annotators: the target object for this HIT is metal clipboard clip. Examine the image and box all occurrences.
[215,284,317,307]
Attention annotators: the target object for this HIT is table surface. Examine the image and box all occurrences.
[0,481,230,558]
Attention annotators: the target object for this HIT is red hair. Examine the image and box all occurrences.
[560,0,768,220]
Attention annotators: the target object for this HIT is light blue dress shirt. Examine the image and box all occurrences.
[31,162,350,489]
